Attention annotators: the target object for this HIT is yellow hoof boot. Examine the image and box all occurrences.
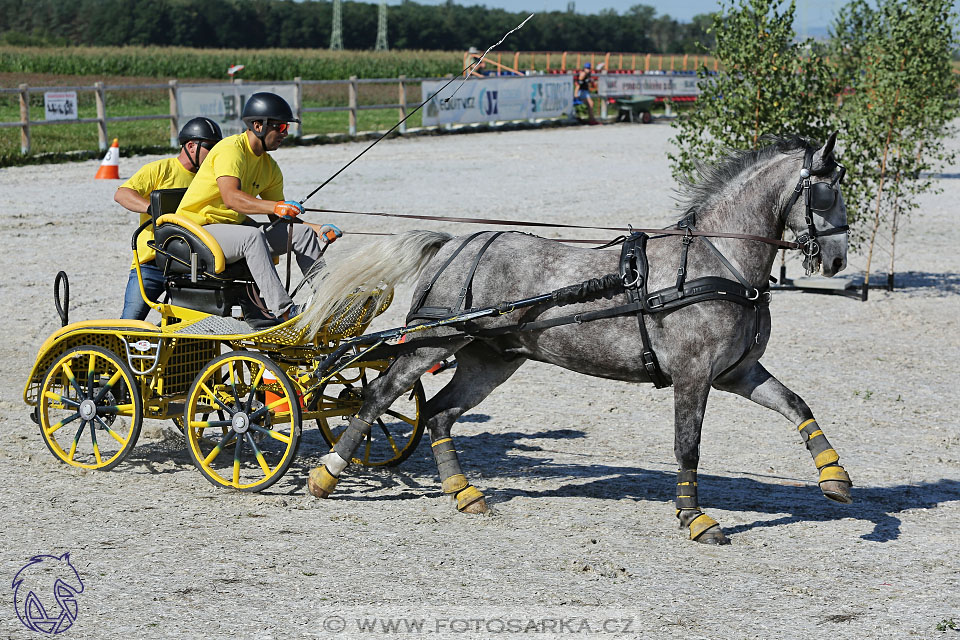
[455,485,486,513]
[689,513,728,544]
[818,465,853,504]
[307,466,339,499]
[442,474,468,495]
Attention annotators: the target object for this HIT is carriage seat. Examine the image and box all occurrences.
[148,188,260,317]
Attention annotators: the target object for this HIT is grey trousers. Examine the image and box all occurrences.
[204,222,323,316]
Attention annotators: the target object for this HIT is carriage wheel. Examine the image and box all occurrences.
[38,346,142,471]
[184,351,301,492]
[315,359,425,467]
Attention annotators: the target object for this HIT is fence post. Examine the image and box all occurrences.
[348,75,358,136]
[397,75,407,134]
[168,79,179,147]
[18,84,30,155]
[293,76,303,137]
[94,81,108,151]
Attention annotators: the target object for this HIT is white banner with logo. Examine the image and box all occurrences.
[44,91,78,121]
[421,76,572,126]
[177,83,299,137]
[596,73,707,98]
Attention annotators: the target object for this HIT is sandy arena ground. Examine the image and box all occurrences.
[1,121,958,639]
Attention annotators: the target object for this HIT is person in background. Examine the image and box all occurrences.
[175,92,341,322]
[575,62,599,125]
[115,117,223,320]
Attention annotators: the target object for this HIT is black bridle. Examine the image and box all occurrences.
[785,149,849,258]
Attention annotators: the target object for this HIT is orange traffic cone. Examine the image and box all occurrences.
[95,138,120,179]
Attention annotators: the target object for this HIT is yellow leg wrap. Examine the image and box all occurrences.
[688,513,719,541]
[814,448,840,469]
[442,474,468,495]
[455,485,485,511]
[819,465,851,485]
[307,465,339,498]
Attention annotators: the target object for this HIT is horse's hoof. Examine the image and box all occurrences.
[820,480,853,504]
[694,526,730,545]
[460,497,488,514]
[307,466,338,499]
[455,485,487,513]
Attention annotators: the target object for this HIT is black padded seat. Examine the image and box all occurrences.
[147,188,262,317]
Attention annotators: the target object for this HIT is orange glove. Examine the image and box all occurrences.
[273,200,303,218]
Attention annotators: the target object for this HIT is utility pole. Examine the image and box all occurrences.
[375,1,388,51]
[330,0,344,51]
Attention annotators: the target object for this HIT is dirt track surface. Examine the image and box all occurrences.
[1,122,958,639]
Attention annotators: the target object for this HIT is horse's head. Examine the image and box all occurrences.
[784,132,849,277]
[12,553,85,633]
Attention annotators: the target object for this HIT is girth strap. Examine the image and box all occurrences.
[407,231,490,324]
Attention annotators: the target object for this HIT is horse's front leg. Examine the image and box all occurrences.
[673,373,729,545]
[714,361,853,504]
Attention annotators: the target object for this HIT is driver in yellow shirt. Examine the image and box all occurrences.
[176,92,340,321]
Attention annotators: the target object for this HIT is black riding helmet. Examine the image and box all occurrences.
[241,92,299,140]
[178,117,223,171]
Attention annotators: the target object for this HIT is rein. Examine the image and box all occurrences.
[303,207,802,250]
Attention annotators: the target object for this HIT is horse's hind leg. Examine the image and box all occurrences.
[424,343,526,514]
[307,341,467,499]
[673,373,730,545]
[713,361,853,504]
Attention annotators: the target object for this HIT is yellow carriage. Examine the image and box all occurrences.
[23,190,424,492]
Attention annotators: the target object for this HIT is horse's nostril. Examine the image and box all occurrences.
[832,257,844,273]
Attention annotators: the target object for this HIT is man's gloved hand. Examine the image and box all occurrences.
[273,200,303,219]
[318,224,343,245]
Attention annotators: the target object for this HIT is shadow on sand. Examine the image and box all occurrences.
[325,423,960,543]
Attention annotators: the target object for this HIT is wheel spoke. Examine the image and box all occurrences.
[245,432,272,476]
[376,418,401,455]
[43,391,80,408]
[228,361,243,409]
[232,432,244,487]
[97,403,135,415]
[383,408,418,426]
[60,362,86,399]
[69,421,87,461]
[45,411,81,436]
[245,364,265,412]
[188,419,233,429]
[89,421,102,465]
[249,423,291,444]
[199,382,235,415]
[94,415,126,445]
[202,430,235,466]
[87,353,97,397]
[94,369,124,403]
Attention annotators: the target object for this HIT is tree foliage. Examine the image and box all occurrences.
[828,0,958,265]
[669,0,833,182]
[0,0,714,53]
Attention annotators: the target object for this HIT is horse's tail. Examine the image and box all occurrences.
[297,230,454,333]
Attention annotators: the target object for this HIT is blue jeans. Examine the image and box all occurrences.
[122,262,166,320]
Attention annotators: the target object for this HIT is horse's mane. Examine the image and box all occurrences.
[676,134,821,219]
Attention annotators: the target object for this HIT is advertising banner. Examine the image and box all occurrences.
[596,73,707,98]
[421,76,572,126]
[44,91,78,121]
[177,84,299,137]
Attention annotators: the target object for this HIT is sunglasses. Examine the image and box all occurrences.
[808,164,846,212]
[266,121,290,134]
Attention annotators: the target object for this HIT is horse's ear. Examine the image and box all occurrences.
[813,131,838,172]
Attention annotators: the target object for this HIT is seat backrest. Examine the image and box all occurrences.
[148,188,188,224]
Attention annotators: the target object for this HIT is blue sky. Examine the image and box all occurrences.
[383,1,851,30]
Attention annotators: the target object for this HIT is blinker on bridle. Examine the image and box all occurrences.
[786,148,849,257]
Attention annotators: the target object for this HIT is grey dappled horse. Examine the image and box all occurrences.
[299,134,852,544]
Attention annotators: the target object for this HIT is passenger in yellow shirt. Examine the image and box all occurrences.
[115,117,223,319]
[177,92,341,321]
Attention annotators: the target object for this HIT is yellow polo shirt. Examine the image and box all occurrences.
[120,157,195,266]
[176,132,284,226]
